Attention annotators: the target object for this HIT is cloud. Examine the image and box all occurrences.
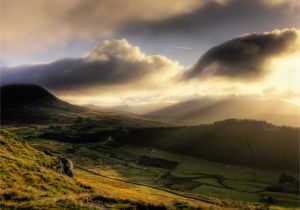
[1,39,181,91]
[115,0,299,66]
[120,0,299,42]
[183,29,300,80]
[1,0,203,60]
[263,87,300,99]
[2,0,298,64]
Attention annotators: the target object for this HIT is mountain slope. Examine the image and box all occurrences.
[145,97,300,127]
[1,84,66,107]
[0,84,166,127]
[1,84,82,124]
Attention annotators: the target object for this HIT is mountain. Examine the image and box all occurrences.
[0,84,169,145]
[1,84,67,107]
[145,97,300,127]
[0,84,165,127]
[85,103,171,115]
[1,84,82,123]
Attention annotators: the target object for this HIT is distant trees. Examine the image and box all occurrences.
[117,120,299,171]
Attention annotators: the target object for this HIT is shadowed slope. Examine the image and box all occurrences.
[0,84,166,128]
[116,119,300,172]
[2,84,61,106]
[1,84,82,123]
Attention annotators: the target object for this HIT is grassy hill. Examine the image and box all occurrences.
[145,97,300,127]
[0,129,94,209]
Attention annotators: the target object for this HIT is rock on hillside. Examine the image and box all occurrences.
[0,129,91,209]
[52,157,74,177]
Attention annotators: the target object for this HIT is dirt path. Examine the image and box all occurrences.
[74,165,241,209]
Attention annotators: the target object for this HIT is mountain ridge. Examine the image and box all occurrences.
[145,97,300,127]
[0,84,167,127]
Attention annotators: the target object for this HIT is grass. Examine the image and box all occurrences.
[70,142,300,209]
[75,169,224,209]
[195,178,223,188]
[192,185,259,202]
[224,180,269,192]
[2,126,299,209]
[0,130,94,209]
[1,129,241,209]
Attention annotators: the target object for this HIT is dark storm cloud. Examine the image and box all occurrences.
[120,0,299,43]
[0,39,180,91]
[183,29,300,80]
[1,59,142,89]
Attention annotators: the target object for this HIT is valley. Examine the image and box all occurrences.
[2,4,300,209]
[0,85,299,209]
[2,124,299,209]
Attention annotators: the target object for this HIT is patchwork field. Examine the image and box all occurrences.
[0,129,224,209]
[4,125,299,210]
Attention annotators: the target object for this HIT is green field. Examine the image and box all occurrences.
[3,125,299,210]
[0,129,226,209]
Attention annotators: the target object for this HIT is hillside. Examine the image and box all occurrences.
[0,84,166,128]
[85,103,171,115]
[39,118,300,172]
[1,129,253,209]
[145,97,300,127]
[0,129,94,209]
[2,85,298,172]
[1,84,82,123]
[3,127,299,209]
[115,120,300,172]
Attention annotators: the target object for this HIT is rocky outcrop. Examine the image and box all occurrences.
[52,157,74,177]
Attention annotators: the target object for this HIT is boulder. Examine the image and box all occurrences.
[52,157,74,177]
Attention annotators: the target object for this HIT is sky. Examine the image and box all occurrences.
[1,0,300,107]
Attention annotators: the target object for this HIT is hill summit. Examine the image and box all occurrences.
[1,84,59,107]
[1,84,79,123]
[0,84,165,127]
